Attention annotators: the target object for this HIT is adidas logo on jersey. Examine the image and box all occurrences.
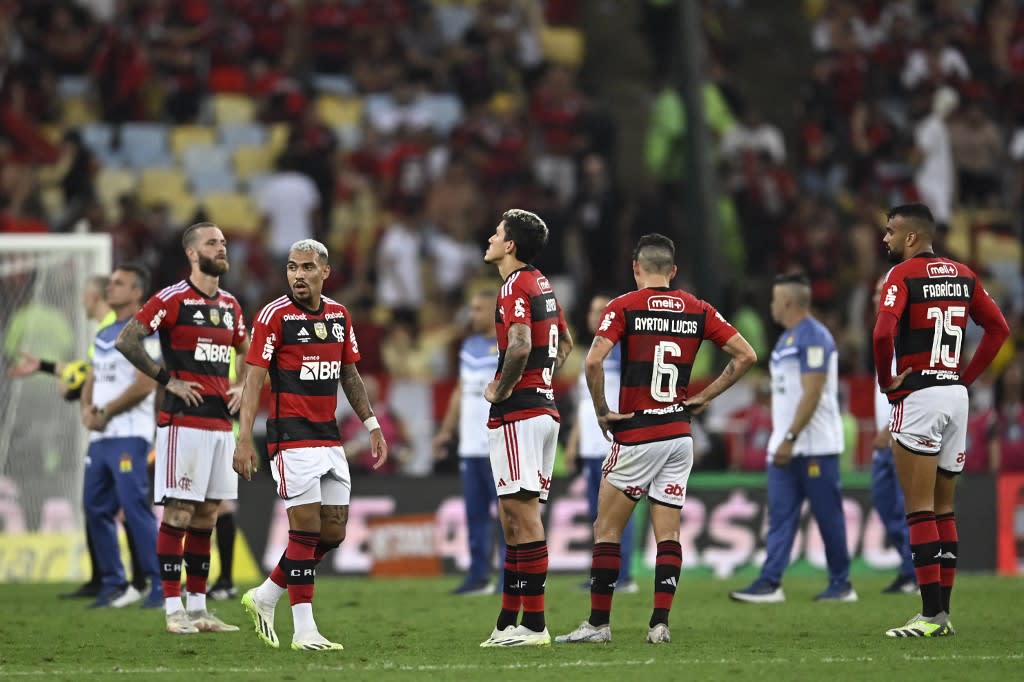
[298,327,309,336]
[193,310,205,323]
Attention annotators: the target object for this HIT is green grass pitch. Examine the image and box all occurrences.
[2,574,1022,681]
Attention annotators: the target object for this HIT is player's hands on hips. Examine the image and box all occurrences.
[484,380,510,404]
[232,439,258,481]
[226,383,243,414]
[772,441,794,466]
[881,368,912,393]
[369,429,389,470]
[7,351,40,378]
[597,410,634,442]
[166,377,204,406]
[683,394,710,416]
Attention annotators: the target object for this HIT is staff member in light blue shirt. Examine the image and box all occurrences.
[731,272,855,603]
[435,290,506,594]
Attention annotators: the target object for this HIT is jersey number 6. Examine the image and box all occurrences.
[651,340,681,403]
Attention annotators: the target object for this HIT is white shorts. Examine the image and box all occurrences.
[270,446,352,508]
[890,384,969,473]
[488,415,559,501]
[155,425,237,503]
[602,436,694,508]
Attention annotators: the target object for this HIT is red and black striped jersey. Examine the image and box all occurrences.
[246,294,360,452]
[488,266,568,428]
[136,279,246,431]
[876,254,1003,402]
[596,287,737,445]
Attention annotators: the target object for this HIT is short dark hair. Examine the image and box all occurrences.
[886,203,936,238]
[632,233,676,274]
[182,222,220,250]
[773,271,810,286]
[501,209,548,264]
[115,262,151,297]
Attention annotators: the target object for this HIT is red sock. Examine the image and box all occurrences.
[907,511,943,617]
[285,530,319,606]
[269,553,287,588]
[936,512,958,613]
[157,523,185,598]
[183,527,212,595]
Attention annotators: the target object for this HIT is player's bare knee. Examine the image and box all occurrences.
[163,498,197,527]
[320,505,348,544]
[593,518,621,544]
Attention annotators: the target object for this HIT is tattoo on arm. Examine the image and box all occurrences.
[587,370,608,416]
[115,319,162,378]
[340,364,374,421]
[494,324,531,397]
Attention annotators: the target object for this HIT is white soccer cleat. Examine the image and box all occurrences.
[110,585,143,608]
[646,623,671,644]
[241,588,279,648]
[555,620,612,643]
[480,625,551,647]
[291,631,344,651]
[166,609,199,634]
[188,609,240,632]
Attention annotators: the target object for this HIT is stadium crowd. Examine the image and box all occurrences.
[1,0,1023,476]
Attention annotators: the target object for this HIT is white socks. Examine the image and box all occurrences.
[164,596,184,615]
[255,578,286,606]
[186,592,206,613]
[292,603,317,636]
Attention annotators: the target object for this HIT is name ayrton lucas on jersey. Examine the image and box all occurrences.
[633,316,699,334]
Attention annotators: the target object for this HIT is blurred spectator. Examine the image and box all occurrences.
[352,27,405,94]
[530,64,587,203]
[721,106,786,165]
[901,32,970,90]
[90,2,147,123]
[257,152,321,263]
[911,86,958,227]
[36,1,97,76]
[994,359,1024,472]
[947,101,1004,206]
[52,129,97,232]
[567,153,621,303]
[375,205,424,322]
[425,154,485,244]
[146,0,211,122]
[725,376,771,471]
[964,381,998,474]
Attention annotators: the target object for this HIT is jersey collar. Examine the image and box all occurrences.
[912,252,937,259]
[505,264,535,280]
[186,278,219,300]
[288,294,325,316]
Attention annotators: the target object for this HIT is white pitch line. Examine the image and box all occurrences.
[0,653,1021,677]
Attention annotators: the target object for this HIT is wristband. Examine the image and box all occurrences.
[155,368,171,386]
[363,416,381,432]
[39,360,57,375]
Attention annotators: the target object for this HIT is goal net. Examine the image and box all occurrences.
[0,234,111,543]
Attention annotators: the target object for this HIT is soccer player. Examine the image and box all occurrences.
[565,293,637,594]
[556,233,756,645]
[731,272,856,604]
[873,204,1008,637]
[116,222,248,634]
[869,273,916,595]
[433,289,506,595]
[478,209,573,648]
[79,263,164,608]
[234,238,388,651]
[8,274,148,601]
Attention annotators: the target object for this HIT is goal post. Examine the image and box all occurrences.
[0,234,111,551]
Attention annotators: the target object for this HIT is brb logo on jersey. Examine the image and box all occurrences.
[194,342,231,363]
[300,359,341,380]
[927,262,959,279]
[648,296,684,313]
[883,285,898,307]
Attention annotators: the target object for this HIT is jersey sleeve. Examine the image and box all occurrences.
[232,304,247,347]
[498,279,533,329]
[246,306,280,369]
[594,297,626,345]
[877,267,908,321]
[702,301,739,347]
[135,292,178,333]
[798,325,834,374]
[343,308,362,364]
